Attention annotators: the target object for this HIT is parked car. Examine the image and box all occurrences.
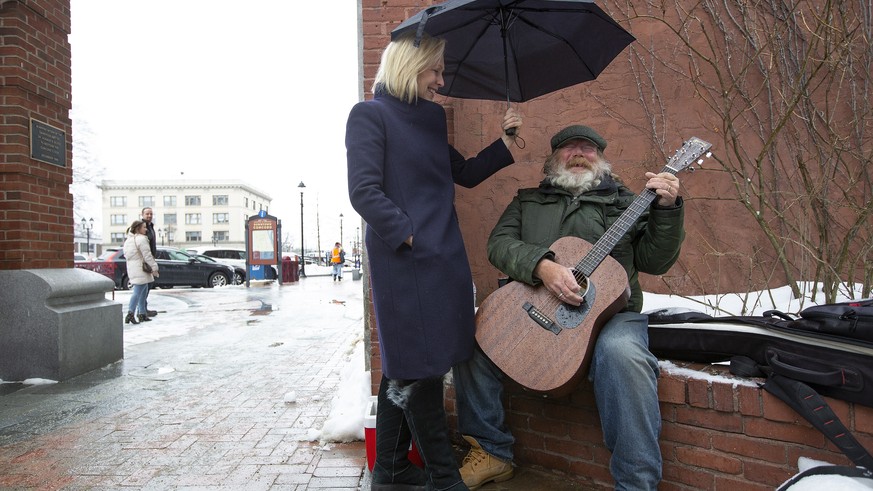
[198,247,278,281]
[74,254,87,262]
[192,253,245,285]
[197,248,246,270]
[75,247,235,290]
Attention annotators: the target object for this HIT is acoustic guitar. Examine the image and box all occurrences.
[475,137,712,397]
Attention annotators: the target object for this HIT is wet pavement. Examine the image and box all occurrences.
[0,273,590,490]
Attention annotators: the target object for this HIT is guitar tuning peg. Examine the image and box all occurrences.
[688,166,696,172]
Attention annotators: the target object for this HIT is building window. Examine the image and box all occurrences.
[110,196,126,207]
[164,213,177,225]
[213,213,229,224]
[245,197,249,208]
[185,213,202,225]
[111,232,125,244]
[163,196,177,207]
[213,231,229,242]
[139,196,155,208]
[186,231,202,242]
[110,214,127,225]
[252,201,257,210]
[213,195,229,206]
[185,195,201,206]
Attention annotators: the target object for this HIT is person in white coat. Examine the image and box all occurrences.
[123,220,159,324]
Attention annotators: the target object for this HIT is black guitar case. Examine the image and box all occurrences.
[647,298,873,469]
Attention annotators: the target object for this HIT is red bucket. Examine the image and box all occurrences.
[364,396,423,471]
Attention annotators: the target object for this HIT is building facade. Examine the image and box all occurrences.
[99,180,271,251]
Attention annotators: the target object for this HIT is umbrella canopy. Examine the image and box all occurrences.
[391,0,635,103]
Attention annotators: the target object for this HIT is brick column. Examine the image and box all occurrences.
[0,0,73,270]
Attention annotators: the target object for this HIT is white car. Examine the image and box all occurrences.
[197,248,246,270]
[198,247,279,281]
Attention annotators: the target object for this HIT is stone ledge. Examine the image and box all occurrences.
[0,269,122,381]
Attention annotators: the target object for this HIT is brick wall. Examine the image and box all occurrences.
[0,0,73,270]
[360,2,873,488]
[472,363,872,490]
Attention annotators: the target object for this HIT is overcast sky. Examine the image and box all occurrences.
[70,1,362,250]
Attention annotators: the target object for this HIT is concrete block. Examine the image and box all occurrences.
[0,268,122,381]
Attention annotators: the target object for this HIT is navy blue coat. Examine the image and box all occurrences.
[345,92,515,379]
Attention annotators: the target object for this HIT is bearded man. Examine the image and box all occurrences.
[453,125,685,490]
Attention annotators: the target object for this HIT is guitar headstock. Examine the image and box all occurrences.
[664,137,712,175]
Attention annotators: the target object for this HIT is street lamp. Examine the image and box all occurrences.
[355,226,361,268]
[339,213,344,245]
[158,228,165,246]
[298,181,306,277]
[80,217,93,258]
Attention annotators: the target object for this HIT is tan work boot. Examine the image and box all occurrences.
[459,435,514,490]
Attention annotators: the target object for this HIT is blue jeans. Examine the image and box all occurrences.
[128,283,149,316]
[453,311,662,490]
[332,263,343,278]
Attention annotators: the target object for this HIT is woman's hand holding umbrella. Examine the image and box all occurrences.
[501,107,523,149]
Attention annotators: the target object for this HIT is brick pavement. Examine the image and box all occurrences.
[0,276,593,491]
[0,278,368,490]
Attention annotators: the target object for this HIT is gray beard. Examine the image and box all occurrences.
[548,169,601,196]
[545,158,611,196]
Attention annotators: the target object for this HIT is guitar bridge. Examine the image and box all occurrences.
[523,302,561,335]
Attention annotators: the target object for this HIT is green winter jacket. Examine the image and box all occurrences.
[487,175,685,312]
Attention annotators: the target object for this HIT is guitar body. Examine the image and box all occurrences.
[475,236,630,397]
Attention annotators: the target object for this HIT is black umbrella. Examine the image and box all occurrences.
[391,0,635,104]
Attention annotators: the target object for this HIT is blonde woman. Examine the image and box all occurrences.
[122,220,159,324]
[345,32,522,491]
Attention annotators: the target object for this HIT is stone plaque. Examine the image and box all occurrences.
[30,119,66,167]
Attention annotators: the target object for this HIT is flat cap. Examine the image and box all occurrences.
[550,125,607,152]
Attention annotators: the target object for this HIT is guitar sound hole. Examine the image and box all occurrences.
[555,283,596,329]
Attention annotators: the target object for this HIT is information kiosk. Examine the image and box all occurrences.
[245,211,282,286]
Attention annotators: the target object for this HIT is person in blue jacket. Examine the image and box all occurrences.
[346,31,522,491]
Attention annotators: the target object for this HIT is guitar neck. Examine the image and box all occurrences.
[576,167,671,278]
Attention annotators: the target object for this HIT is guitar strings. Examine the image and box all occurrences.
[542,270,588,315]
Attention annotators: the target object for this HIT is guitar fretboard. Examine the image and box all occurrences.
[570,136,710,278]
[576,165,673,277]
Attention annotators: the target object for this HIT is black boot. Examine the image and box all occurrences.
[393,377,468,491]
[137,313,152,322]
[125,312,139,324]
[372,375,426,491]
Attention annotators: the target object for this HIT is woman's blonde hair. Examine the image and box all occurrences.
[373,32,445,104]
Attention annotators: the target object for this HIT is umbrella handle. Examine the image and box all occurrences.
[504,99,515,136]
